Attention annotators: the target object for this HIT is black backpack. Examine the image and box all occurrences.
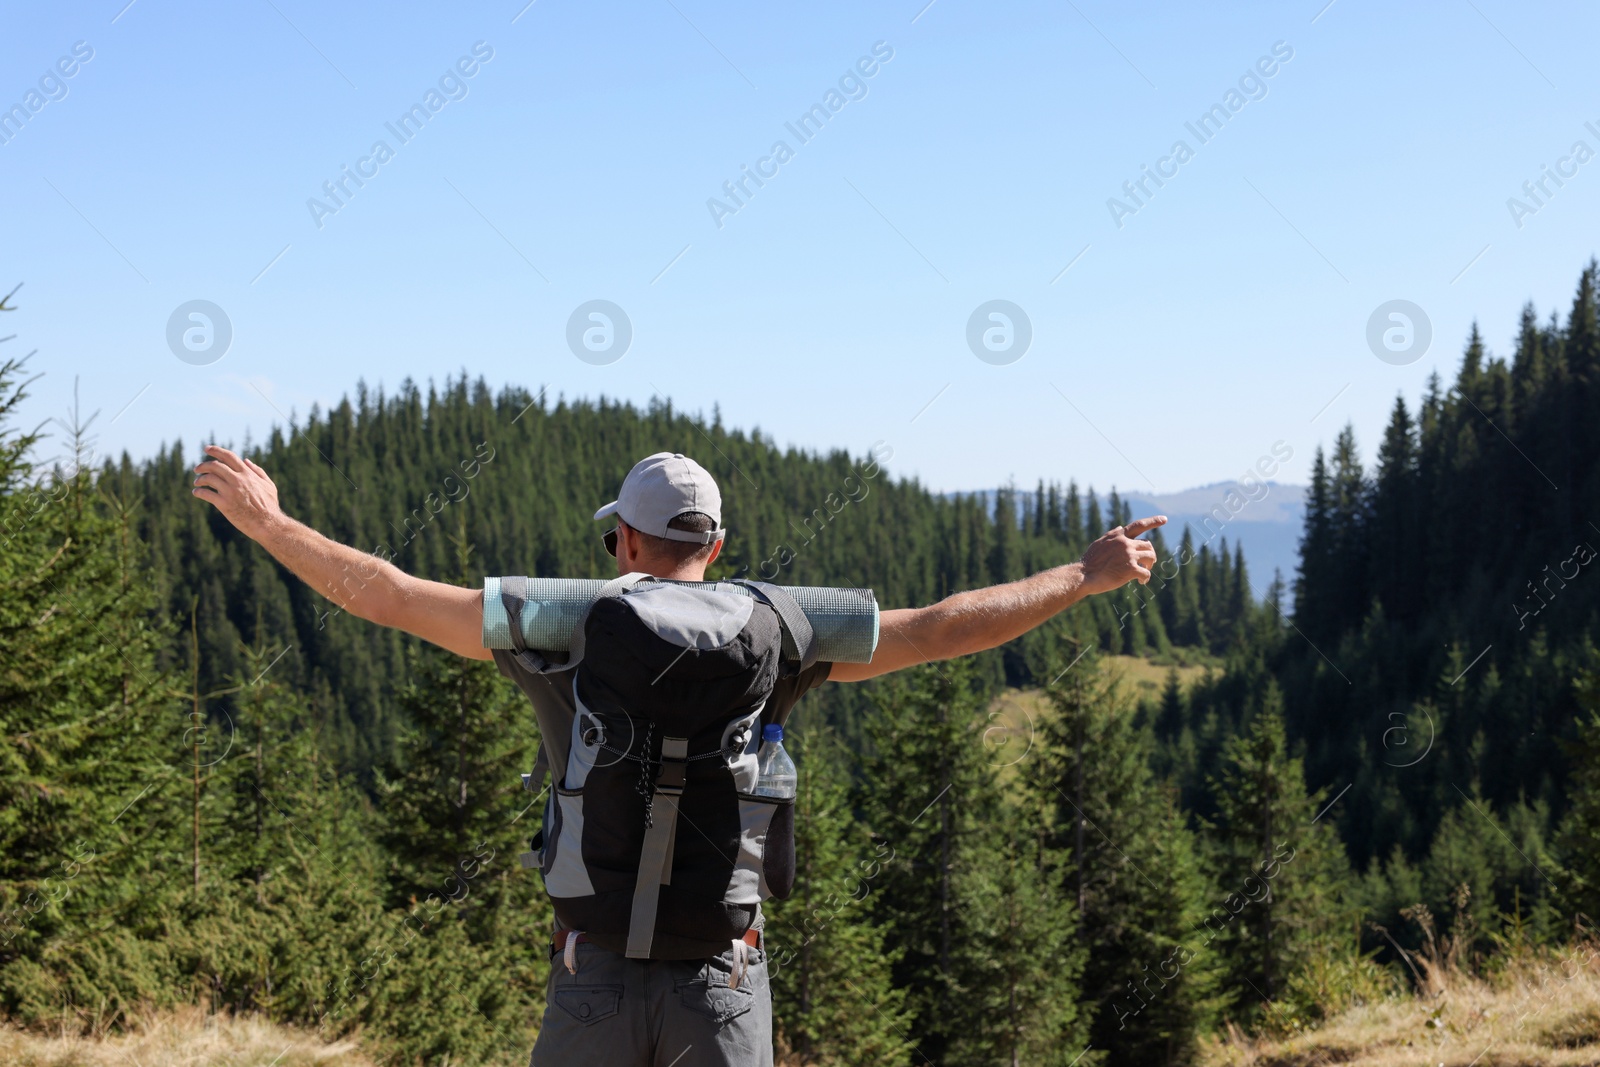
[504,573,817,959]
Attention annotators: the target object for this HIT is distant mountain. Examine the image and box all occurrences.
[947,481,1305,594]
[1125,482,1303,589]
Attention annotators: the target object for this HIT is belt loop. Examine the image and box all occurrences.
[729,937,748,990]
[564,930,583,976]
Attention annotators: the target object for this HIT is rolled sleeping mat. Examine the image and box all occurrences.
[482,576,880,663]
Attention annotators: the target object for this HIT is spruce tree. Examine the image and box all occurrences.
[1368,396,1420,621]
[952,824,1088,1067]
[377,521,544,935]
[857,656,1090,1066]
[1034,642,1220,1066]
[367,518,550,1062]
[1293,450,1334,645]
[186,639,389,1029]
[1207,689,1349,1029]
[0,361,187,1024]
[1558,648,1600,927]
[765,727,912,1066]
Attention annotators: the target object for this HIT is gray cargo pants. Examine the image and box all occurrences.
[530,937,773,1067]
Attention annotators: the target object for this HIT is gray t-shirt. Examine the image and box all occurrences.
[491,648,832,788]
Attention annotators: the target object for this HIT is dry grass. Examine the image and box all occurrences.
[1201,944,1600,1067]
[0,1007,377,1067]
[1100,653,1211,700]
[983,656,1209,770]
[982,657,1208,786]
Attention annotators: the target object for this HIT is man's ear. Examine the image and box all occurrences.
[706,538,723,566]
[619,521,641,562]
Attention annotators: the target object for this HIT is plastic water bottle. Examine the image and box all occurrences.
[753,724,797,799]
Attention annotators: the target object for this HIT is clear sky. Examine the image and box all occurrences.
[3,0,1596,496]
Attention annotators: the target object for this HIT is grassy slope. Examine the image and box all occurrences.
[12,945,1596,1067]
[983,655,1212,772]
[1202,945,1600,1067]
[0,1008,376,1067]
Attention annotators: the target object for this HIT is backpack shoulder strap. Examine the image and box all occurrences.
[734,580,819,673]
[567,572,653,669]
[500,575,555,674]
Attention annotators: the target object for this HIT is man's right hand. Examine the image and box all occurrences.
[1079,515,1165,595]
[192,444,286,539]
[189,443,490,660]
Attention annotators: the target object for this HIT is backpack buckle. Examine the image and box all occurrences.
[655,737,688,794]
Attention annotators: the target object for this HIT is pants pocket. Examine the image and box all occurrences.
[674,945,762,1025]
[552,985,623,1026]
[674,974,755,1026]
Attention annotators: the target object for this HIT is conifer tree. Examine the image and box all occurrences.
[0,360,187,1024]
[857,656,1088,1066]
[990,484,1018,584]
[367,517,549,1062]
[1064,481,1083,549]
[188,640,388,1028]
[1327,426,1369,638]
[1557,649,1600,927]
[377,520,545,919]
[1293,450,1333,645]
[1168,527,1204,649]
[765,727,912,1066]
[1207,690,1349,1028]
[1369,396,1420,621]
[951,825,1088,1067]
[1034,642,1220,1065]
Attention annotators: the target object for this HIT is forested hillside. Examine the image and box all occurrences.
[4,263,1600,1066]
[93,381,1256,769]
[1162,263,1600,947]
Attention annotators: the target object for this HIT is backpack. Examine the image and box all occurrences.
[502,573,818,960]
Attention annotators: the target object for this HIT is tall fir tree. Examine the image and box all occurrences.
[1034,642,1221,1066]
[858,656,1090,1066]
[0,361,188,1025]
[368,516,550,1063]
[1206,690,1350,1029]
[1293,449,1334,645]
[765,727,912,1066]
[1557,646,1600,927]
[185,639,389,1030]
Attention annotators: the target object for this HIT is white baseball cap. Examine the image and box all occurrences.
[594,452,725,546]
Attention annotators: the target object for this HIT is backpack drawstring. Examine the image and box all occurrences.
[729,937,748,989]
[635,719,657,828]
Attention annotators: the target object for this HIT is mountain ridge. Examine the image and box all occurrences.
[943,480,1307,590]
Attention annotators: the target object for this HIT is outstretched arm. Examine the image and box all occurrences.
[191,445,490,660]
[830,516,1165,683]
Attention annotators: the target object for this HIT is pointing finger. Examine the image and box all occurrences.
[1123,515,1167,539]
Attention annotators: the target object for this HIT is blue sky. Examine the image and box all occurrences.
[3,0,1597,497]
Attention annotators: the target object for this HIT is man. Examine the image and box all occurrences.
[192,444,1163,1066]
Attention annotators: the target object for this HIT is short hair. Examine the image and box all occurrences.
[631,511,719,566]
